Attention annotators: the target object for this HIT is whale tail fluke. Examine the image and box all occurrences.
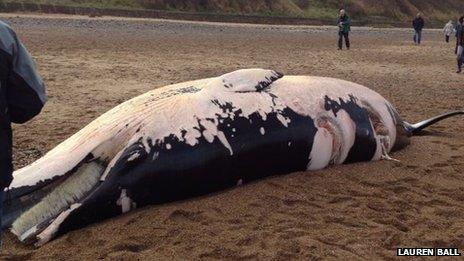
[404,111,464,135]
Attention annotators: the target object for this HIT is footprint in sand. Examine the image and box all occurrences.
[282,198,308,207]
[431,162,451,168]
[166,209,204,222]
[327,196,352,204]
[111,242,148,253]
[373,218,410,233]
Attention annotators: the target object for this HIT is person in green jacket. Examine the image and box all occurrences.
[337,9,351,50]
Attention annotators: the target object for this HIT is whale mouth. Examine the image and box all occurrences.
[10,161,105,245]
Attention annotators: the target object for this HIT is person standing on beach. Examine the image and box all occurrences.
[337,9,351,50]
[412,13,424,45]
[443,20,454,43]
[456,16,464,73]
[0,21,46,247]
[455,17,461,54]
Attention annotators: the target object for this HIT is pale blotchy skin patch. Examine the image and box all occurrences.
[316,116,342,165]
[9,78,214,190]
[368,109,389,137]
[362,100,392,152]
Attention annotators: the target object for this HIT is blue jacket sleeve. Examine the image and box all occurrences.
[0,21,46,124]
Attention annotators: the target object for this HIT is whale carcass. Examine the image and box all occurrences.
[2,69,463,245]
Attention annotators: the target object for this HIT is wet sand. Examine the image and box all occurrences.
[1,13,463,260]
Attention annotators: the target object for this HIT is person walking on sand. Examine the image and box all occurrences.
[443,20,454,43]
[455,16,464,73]
[412,13,425,45]
[0,21,46,247]
[337,9,351,50]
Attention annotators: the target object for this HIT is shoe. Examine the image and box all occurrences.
[457,69,462,73]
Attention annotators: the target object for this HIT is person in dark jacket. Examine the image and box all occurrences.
[455,17,460,54]
[337,9,351,50]
[412,13,425,45]
[0,20,46,245]
[456,16,464,73]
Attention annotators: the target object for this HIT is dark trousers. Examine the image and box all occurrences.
[414,30,422,44]
[338,31,350,49]
[458,45,463,71]
[446,35,450,43]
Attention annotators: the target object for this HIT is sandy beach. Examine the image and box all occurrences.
[1,13,463,260]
